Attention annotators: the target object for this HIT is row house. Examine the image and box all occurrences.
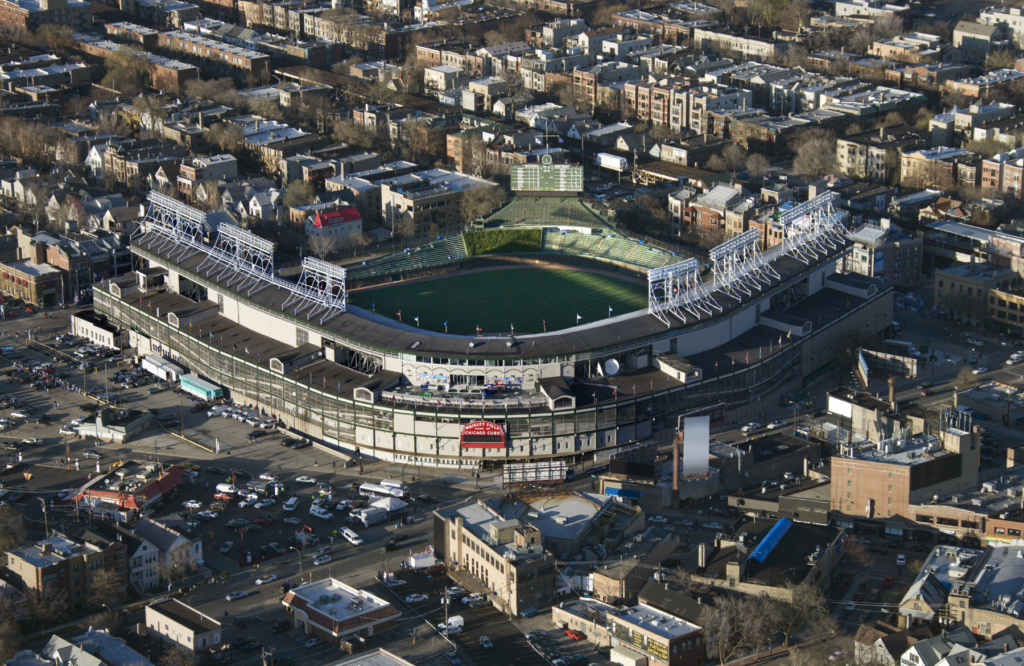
[981,147,1024,200]
[680,184,757,238]
[309,16,441,60]
[901,147,980,191]
[537,18,589,48]
[0,0,91,31]
[568,26,629,66]
[730,108,848,157]
[0,62,88,92]
[708,61,790,109]
[106,21,159,49]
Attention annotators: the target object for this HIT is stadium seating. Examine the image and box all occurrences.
[346,236,465,280]
[482,196,611,231]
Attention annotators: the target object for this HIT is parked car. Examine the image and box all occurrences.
[219,542,233,554]
[255,574,277,585]
[226,591,249,601]
[405,594,428,603]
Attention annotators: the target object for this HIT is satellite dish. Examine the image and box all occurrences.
[604,359,620,376]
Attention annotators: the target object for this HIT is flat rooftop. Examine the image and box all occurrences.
[703,518,842,587]
[953,545,1024,616]
[914,545,984,589]
[958,381,1024,410]
[841,432,953,466]
[616,603,701,639]
[284,577,394,624]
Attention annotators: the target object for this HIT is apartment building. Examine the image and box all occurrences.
[513,50,589,94]
[945,68,1024,98]
[929,102,1016,148]
[436,494,638,616]
[837,125,929,183]
[901,147,979,191]
[834,0,909,21]
[613,8,717,47]
[538,18,589,48]
[885,63,973,88]
[0,62,88,92]
[935,263,1017,325]
[868,33,941,62]
[119,0,200,28]
[981,147,1024,200]
[76,37,198,94]
[176,155,237,202]
[679,184,756,239]
[953,21,1007,61]
[979,5,1024,47]
[156,31,270,77]
[691,28,777,59]
[4,534,127,603]
[573,62,639,109]
[989,284,1024,335]
[846,224,923,285]
[325,177,381,228]
[0,0,90,31]
[380,169,492,241]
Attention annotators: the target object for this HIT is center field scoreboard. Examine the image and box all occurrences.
[511,161,584,193]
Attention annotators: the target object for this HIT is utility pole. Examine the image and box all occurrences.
[39,497,49,537]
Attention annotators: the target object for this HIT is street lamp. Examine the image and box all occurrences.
[289,546,302,577]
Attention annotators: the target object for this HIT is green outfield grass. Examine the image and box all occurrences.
[348,268,648,335]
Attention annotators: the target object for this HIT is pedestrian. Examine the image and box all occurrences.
[314,460,318,468]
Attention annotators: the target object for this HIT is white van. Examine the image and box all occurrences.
[340,527,363,546]
[283,497,299,513]
[215,483,237,494]
[207,405,230,418]
[310,506,333,520]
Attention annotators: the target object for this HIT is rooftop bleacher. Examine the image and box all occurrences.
[540,230,677,270]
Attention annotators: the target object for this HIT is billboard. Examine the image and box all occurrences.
[460,420,506,449]
[510,163,584,192]
[502,461,566,487]
[596,153,628,172]
[681,415,710,477]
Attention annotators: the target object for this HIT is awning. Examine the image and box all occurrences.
[604,487,639,499]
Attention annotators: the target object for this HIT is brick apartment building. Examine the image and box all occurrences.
[0,0,91,31]
[156,30,270,78]
[4,534,127,604]
[901,147,980,191]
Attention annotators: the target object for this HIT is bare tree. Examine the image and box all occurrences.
[700,595,755,664]
[458,184,506,227]
[955,366,978,391]
[721,143,748,172]
[348,232,370,257]
[395,217,417,248]
[499,66,532,119]
[87,568,125,610]
[792,127,839,176]
[0,621,20,663]
[745,597,782,659]
[159,646,197,666]
[0,506,26,553]
[96,111,131,137]
[746,153,771,181]
[307,234,338,260]
[282,180,316,209]
[779,583,827,647]
[207,122,245,153]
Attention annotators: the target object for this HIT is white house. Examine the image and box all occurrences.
[123,518,204,591]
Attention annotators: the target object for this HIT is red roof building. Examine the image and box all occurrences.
[306,207,363,242]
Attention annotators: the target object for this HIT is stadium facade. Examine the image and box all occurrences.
[94,192,893,470]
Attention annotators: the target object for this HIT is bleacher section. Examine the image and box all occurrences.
[540,230,677,270]
[482,197,611,231]
[346,237,464,280]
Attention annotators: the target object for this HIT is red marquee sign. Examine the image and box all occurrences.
[460,420,506,449]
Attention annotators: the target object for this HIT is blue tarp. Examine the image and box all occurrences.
[747,518,792,563]
[604,487,640,498]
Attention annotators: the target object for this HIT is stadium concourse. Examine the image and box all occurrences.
[94,190,893,471]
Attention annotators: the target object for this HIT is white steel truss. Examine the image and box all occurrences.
[282,257,348,324]
[775,192,848,264]
[709,229,777,301]
[648,258,720,326]
[133,192,209,264]
[201,223,276,296]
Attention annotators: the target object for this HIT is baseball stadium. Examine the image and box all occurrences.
[92,163,893,470]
